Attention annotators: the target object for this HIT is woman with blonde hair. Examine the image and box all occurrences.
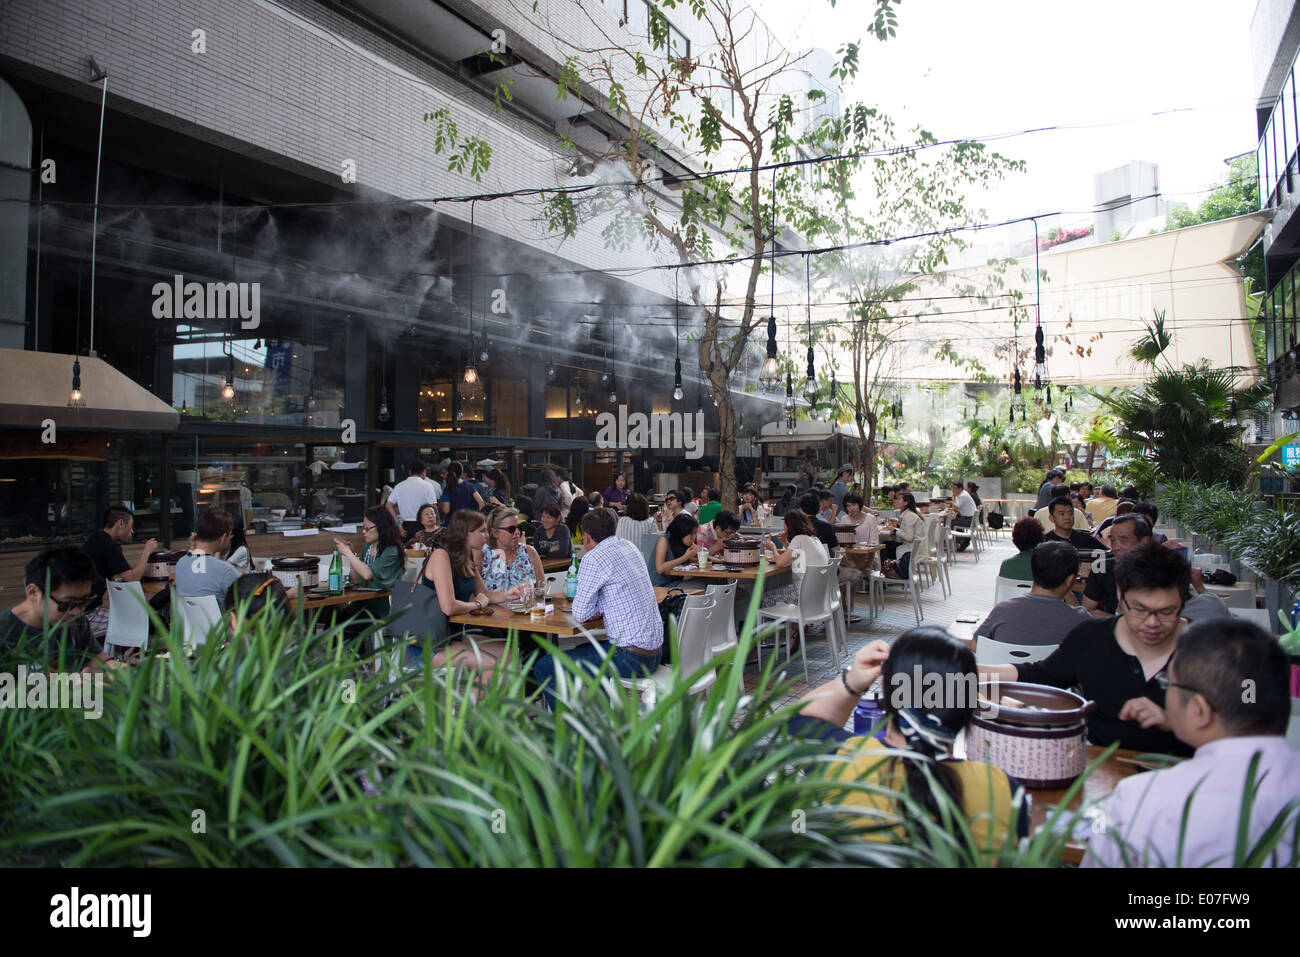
[480,507,545,599]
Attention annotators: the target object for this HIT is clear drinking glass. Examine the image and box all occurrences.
[530,582,546,620]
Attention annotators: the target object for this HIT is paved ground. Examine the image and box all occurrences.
[744,529,1017,707]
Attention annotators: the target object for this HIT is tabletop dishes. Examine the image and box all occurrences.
[143,549,188,581]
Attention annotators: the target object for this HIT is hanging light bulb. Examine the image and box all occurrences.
[786,412,796,435]
[673,357,683,402]
[782,371,796,415]
[307,392,317,411]
[574,383,583,408]
[601,370,609,384]
[547,361,556,379]
[1228,397,1239,428]
[1046,384,1052,407]
[69,358,84,408]
[222,375,235,401]
[479,342,490,364]
[463,351,479,386]
[608,372,618,404]
[759,315,781,390]
[1013,367,1022,396]
[378,388,391,424]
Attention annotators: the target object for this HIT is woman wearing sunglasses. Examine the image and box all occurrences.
[480,507,545,599]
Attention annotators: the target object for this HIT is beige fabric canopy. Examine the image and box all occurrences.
[0,349,181,431]
[884,212,1268,387]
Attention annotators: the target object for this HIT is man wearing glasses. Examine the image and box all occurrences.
[0,547,119,673]
[982,543,1194,756]
[1084,618,1299,867]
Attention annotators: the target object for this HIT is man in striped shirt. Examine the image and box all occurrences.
[532,508,663,710]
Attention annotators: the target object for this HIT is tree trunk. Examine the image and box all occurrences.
[711,365,738,511]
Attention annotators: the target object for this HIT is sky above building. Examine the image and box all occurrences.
[750,0,1259,233]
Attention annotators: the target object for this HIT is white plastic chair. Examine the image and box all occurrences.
[703,580,743,692]
[621,598,718,706]
[974,635,1056,667]
[1287,700,1300,752]
[1206,587,1256,610]
[869,550,925,625]
[1230,607,1277,634]
[994,576,1033,604]
[948,510,981,560]
[915,516,950,598]
[757,564,841,684]
[104,580,151,656]
[178,593,223,646]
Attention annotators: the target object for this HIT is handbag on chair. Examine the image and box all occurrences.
[386,551,451,660]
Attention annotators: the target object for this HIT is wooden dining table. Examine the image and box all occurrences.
[449,585,700,637]
[1025,745,1145,864]
[540,556,574,573]
[296,587,392,611]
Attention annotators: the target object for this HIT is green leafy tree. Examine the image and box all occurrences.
[1097,311,1272,489]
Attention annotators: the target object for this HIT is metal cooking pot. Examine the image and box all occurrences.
[720,537,760,566]
[143,549,187,581]
[270,555,321,590]
[967,681,1096,788]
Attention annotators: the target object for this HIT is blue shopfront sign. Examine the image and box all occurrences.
[1283,445,1300,468]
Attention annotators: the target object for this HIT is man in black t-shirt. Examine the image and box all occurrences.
[80,506,157,638]
[1,547,114,673]
[1042,495,1104,551]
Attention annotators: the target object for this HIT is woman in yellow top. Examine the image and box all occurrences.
[791,629,1028,857]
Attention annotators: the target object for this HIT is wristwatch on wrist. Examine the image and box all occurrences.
[841,667,866,697]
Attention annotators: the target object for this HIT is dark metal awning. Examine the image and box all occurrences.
[0,349,180,432]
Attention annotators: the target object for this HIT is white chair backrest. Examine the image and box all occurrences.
[545,571,567,595]
[1287,699,1300,752]
[179,594,223,646]
[1230,607,1277,634]
[975,635,1056,667]
[912,521,933,562]
[704,580,739,648]
[994,576,1033,604]
[798,564,837,618]
[675,605,718,678]
[1210,588,1256,610]
[928,515,945,552]
[402,555,426,582]
[105,580,151,653]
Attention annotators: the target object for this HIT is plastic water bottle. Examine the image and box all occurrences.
[565,554,578,601]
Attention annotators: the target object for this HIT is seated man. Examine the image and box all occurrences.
[998,517,1045,582]
[695,508,740,558]
[1,546,117,673]
[950,481,977,550]
[1130,501,1166,543]
[696,487,722,525]
[174,507,242,612]
[816,489,836,525]
[532,508,663,710]
[974,541,1087,647]
[1084,515,1223,622]
[1039,494,1103,550]
[80,506,159,639]
[1084,618,1300,867]
[1084,483,1119,525]
[983,543,1197,756]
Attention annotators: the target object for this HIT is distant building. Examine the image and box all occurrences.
[1093,161,1168,241]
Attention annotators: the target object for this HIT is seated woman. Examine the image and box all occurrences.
[695,509,740,558]
[842,492,879,546]
[480,507,545,600]
[738,486,758,526]
[415,509,527,685]
[791,631,1027,854]
[565,496,591,540]
[409,503,443,549]
[333,507,405,640]
[998,516,1044,581]
[616,493,660,573]
[224,516,253,573]
[773,484,799,518]
[532,503,572,559]
[758,510,829,607]
[883,491,924,579]
[651,513,699,587]
[602,472,630,509]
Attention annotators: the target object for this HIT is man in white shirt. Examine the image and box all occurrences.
[951,481,977,551]
[386,460,437,539]
[1083,617,1300,867]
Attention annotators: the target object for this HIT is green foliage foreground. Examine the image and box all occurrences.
[1,590,1295,867]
